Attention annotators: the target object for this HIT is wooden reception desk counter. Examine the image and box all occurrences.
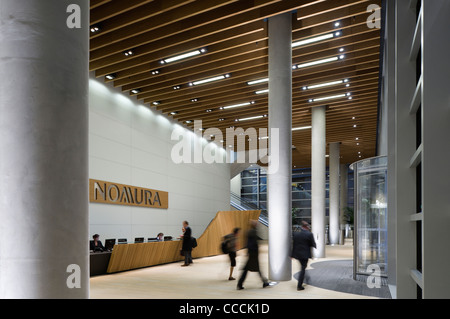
[105,210,261,274]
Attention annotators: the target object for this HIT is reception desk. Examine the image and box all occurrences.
[107,240,183,273]
[105,210,261,274]
[90,251,112,276]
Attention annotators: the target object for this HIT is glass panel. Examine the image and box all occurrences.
[352,156,388,278]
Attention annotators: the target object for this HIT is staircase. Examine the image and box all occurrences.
[230,192,268,227]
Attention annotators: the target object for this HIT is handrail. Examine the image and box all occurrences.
[230,192,268,227]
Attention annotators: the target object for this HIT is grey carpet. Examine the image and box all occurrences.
[293,259,392,299]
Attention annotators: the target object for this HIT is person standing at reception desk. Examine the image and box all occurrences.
[181,221,193,266]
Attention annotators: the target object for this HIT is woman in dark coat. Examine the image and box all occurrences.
[181,220,193,266]
[237,220,269,289]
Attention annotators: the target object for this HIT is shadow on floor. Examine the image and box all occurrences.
[293,259,391,299]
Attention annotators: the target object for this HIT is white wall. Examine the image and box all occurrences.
[88,76,230,242]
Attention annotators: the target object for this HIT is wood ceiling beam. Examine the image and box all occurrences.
[90,0,153,25]
[139,52,379,102]
[90,0,196,39]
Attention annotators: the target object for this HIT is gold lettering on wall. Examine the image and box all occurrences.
[89,179,168,209]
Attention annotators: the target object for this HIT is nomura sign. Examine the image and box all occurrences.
[89,179,168,209]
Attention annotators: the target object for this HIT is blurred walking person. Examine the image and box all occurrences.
[223,227,240,280]
[237,220,269,289]
[291,221,316,291]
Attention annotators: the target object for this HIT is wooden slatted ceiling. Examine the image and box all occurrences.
[90,0,382,168]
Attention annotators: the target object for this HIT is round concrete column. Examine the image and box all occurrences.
[0,0,89,298]
[311,105,326,258]
[267,12,292,281]
[329,142,340,245]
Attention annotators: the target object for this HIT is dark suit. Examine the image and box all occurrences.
[182,226,193,265]
[90,240,104,252]
[292,230,316,288]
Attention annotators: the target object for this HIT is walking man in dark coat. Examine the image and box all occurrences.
[237,220,269,289]
[291,221,316,291]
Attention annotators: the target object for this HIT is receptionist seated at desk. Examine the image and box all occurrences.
[90,234,105,252]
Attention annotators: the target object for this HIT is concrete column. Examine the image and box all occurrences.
[0,0,89,298]
[267,12,292,281]
[328,142,340,245]
[311,105,326,258]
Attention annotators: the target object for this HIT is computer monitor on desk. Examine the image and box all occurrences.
[105,239,116,251]
[147,238,158,242]
[118,238,127,244]
[134,237,144,243]
[164,236,173,241]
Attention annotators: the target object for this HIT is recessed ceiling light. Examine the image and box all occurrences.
[302,79,347,90]
[152,101,161,106]
[339,48,345,52]
[352,117,356,119]
[131,89,141,94]
[218,118,225,121]
[170,111,178,115]
[206,109,213,113]
[124,50,134,57]
[334,31,342,37]
[173,85,181,90]
[90,26,100,33]
[334,21,341,27]
[293,56,341,70]
[292,126,312,131]
[353,124,357,128]
[105,73,116,80]
[185,120,192,124]
[292,32,334,48]
[356,137,359,140]
[188,74,230,86]
[339,54,346,60]
[308,93,347,103]
[235,115,265,122]
[160,48,207,64]
[220,101,255,110]
[247,78,269,85]
[151,70,160,75]
[190,98,199,102]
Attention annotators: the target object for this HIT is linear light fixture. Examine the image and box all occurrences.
[302,79,349,90]
[220,101,255,110]
[160,48,207,64]
[308,93,347,103]
[235,114,267,122]
[188,73,230,86]
[247,78,269,85]
[292,32,335,48]
[255,89,269,95]
[292,56,342,70]
[292,126,312,131]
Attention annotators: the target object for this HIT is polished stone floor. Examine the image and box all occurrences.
[90,239,379,299]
